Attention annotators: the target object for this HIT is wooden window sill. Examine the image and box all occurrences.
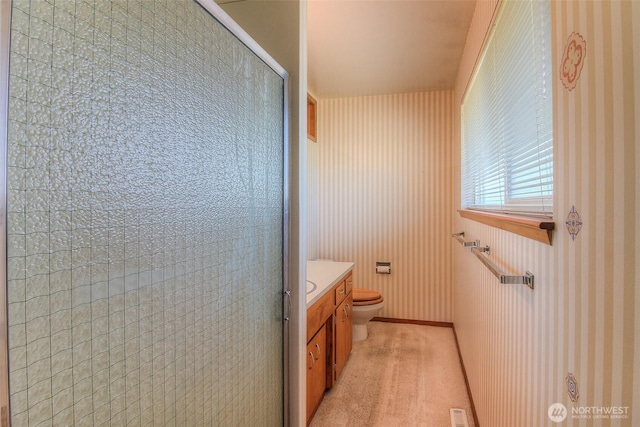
[458,209,555,245]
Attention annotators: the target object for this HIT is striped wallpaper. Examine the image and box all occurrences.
[308,92,454,322]
[307,129,320,262]
[306,1,638,425]
[453,1,639,426]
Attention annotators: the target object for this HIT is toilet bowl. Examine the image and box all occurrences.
[352,288,384,342]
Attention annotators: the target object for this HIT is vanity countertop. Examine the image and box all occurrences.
[306,260,355,308]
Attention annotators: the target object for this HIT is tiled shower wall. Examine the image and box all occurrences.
[6,0,284,425]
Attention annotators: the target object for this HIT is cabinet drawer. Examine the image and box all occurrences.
[345,273,353,296]
[307,290,334,342]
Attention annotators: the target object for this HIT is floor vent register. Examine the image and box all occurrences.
[449,408,470,427]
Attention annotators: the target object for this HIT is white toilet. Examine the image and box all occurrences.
[352,288,384,342]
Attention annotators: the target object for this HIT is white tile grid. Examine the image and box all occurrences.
[6,0,284,425]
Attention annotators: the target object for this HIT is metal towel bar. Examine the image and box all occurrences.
[452,232,534,290]
[471,245,534,289]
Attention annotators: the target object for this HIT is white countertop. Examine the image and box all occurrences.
[306,260,355,308]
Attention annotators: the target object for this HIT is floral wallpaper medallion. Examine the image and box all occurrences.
[566,206,582,241]
[560,32,587,91]
[566,373,580,403]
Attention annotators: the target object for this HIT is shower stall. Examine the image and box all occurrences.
[0,0,289,424]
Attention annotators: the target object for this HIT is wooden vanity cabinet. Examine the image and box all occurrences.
[306,288,333,424]
[306,271,354,425]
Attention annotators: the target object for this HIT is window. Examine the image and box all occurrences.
[307,93,318,142]
[461,0,553,217]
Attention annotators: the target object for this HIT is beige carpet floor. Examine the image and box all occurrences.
[309,321,476,427]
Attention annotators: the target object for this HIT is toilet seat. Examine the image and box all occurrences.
[353,288,384,306]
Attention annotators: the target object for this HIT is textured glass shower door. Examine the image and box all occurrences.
[3,0,285,425]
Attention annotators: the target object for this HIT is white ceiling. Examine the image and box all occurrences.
[308,0,476,99]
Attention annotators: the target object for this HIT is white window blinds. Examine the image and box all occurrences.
[461,0,553,217]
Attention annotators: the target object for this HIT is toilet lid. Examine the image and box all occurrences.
[353,288,384,306]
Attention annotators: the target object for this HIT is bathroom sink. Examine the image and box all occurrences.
[306,280,317,294]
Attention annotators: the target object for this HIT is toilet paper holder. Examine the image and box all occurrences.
[376,261,391,274]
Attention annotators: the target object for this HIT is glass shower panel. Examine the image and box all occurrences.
[5,0,284,425]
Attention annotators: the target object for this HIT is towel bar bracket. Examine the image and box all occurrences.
[451,232,479,248]
[464,239,480,248]
[500,271,534,289]
[476,245,490,254]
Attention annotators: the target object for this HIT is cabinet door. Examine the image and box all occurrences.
[306,324,327,424]
[345,292,353,356]
[334,292,353,381]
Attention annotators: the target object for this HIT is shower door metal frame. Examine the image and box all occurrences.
[0,0,11,423]
[0,0,291,424]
